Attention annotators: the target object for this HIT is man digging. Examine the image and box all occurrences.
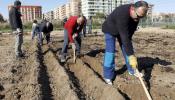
[102,1,149,85]
[60,16,86,63]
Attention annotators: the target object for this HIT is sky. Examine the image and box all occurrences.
[0,0,175,19]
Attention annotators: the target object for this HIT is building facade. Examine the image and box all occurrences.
[8,5,42,23]
[53,0,81,20]
[81,0,128,18]
[43,11,54,21]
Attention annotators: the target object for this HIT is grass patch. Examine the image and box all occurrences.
[162,25,175,29]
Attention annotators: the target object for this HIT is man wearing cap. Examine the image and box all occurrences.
[9,0,24,59]
[102,1,149,85]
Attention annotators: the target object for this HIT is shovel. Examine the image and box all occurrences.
[135,69,152,100]
[73,48,76,63]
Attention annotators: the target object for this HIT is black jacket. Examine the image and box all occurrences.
[102,4,139,56]
[39,20,53,34]
[9,7,23,30]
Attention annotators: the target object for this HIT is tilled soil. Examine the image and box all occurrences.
[0,28,175,100]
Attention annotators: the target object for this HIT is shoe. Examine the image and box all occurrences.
[76,53,81,58]
[104,78,113,85]
[19,53,25,57]
[15,55,23,60]
[128,70,143,78]
[60,56,66,63]
[16,55,20,60]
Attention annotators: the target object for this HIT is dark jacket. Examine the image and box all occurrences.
[9,7,23,30]
[39,20,53,34]
[102,4,139,56]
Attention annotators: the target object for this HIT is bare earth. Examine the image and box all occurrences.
[0,27,175,100]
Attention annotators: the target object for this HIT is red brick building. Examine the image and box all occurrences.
[8,5,42,23]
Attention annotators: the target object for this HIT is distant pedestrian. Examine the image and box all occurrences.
[82,16,87,37]
[87,16,93,34]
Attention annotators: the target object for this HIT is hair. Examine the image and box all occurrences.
[14,0,21,7]
[33,20,37,23]
[77,15,86,22]
[134,1,148,8]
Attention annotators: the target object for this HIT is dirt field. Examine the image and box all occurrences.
[0,27,175,100]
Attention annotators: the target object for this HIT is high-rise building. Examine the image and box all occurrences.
[8,5,42,23]
[43,11,54,21]
[54,7,60,20]
[70,0,81,16]
[53,0,81,20]
[81,0,128,18]
[148,4,154,22]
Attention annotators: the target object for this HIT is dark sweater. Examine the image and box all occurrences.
[39,20,53,34]
[9,7,23,30]
[102,4,139,56]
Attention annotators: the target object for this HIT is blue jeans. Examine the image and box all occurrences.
[88,25,92,34]
[103,33,134,79]
[61,29,81,57]
[31,27,42,45]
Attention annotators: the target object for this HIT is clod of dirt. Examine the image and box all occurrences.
[0,85,4,91]
[161,67,175,73]
[0,94,5,99]
[11,69,17,74]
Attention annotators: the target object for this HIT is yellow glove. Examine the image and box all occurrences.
[128,55,138,69]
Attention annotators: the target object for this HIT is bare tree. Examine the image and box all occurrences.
[0,13,5,23]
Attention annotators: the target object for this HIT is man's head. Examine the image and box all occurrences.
[14,0,21,9]
[77,16,86,25]
[130,1,148,21]
[33,20,38,24]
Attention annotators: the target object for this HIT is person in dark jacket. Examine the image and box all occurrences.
[39,20,53,44]
[9,0,24,59]
[82,16,87,37]
[60,16,86,62]
[63,17,68,26]
[102,1,148,85]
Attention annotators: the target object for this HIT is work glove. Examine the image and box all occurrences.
[16,28,22,35]
[128,55,138,69]
[72,33,78,39]
[71,43,76,51]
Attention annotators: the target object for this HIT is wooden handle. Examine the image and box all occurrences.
[136,69,152,100]
[73,48,76,63]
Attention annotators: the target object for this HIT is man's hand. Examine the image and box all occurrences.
[71,43,76,51]
[16,28,22,35]
[72,34,78,39]
[128,55,138,69]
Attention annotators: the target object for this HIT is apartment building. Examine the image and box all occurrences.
[43,11,54,21]
[81,0,128,18]
[53,0,81,20]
